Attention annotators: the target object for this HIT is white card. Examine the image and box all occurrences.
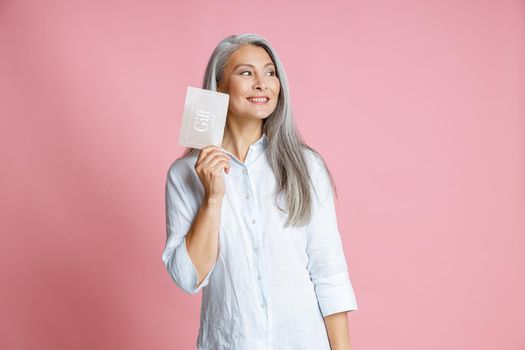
[178,86,230,149]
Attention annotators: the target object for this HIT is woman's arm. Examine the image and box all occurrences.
[185,196,223,288]
[303,151,358,347]
[163,167,223,294]
[324,311,352,350]
[186,146,230,287]
[162,147,229,294]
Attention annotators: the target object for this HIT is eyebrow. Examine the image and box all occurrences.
[233,62,275,70]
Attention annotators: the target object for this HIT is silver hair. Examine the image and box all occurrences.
[181,33,338,227]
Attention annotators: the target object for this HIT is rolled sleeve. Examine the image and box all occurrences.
[305,153,358,317]
[162,163,216,295]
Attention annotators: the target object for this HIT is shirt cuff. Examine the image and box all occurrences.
[315,271,358,317]
[170,236,217,295]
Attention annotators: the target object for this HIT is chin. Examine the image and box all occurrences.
[254,111,274,119]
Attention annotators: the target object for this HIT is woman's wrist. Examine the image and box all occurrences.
[203,194,223,208]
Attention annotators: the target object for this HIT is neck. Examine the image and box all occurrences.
[221,121,264,163]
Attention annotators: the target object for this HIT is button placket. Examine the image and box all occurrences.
[243,169,256,224]
[243,167,252,200]
[241,163,267,312]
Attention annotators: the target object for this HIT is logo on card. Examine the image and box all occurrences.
[194,109,213,132]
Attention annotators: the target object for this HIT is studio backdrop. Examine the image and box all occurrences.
[1,0,524,349]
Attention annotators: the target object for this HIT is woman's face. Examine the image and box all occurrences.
[217,44,280,121]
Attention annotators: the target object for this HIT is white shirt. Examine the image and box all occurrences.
[162,132,358,350]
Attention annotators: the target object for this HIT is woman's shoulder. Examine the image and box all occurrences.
[166,154,199,190]
[168,153,197,173]
[302,146,325,173]
[301,146,333,199]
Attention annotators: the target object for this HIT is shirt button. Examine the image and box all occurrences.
[245,193,250,199]
[243,169,248,175]
[257,274,262,280]
[252,219,256,224]
[260,302,266,308]
[253,247,259,253]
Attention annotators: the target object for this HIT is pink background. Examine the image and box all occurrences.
[1,0,524,349]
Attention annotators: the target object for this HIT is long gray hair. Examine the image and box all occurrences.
[181,33,338,227]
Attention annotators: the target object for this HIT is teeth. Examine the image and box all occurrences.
[248,97,268,102]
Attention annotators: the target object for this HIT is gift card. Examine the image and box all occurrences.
[178,86,229,149]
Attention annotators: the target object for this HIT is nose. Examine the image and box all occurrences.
[253,73,267,90]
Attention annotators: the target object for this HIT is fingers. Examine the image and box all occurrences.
[196,145,219,164]
[198,146,227,162]
[206,157,230,176]
[209,160,229,177]
[205,151,229,167]
[196,145,231,174]
[200,150,229,170]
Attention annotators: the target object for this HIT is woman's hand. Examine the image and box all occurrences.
[195,145,231,200]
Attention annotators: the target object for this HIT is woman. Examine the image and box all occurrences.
[162,33,358,350]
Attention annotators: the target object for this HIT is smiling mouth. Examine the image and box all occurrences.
[247,97,270,104]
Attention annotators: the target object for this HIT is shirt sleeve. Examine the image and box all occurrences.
[161,162,217,295]
[305,153,358,317]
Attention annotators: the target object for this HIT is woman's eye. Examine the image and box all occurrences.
[240,70,276,76]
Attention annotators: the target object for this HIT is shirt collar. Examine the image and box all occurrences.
[252,132,268,149]
[220,132,268,166]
